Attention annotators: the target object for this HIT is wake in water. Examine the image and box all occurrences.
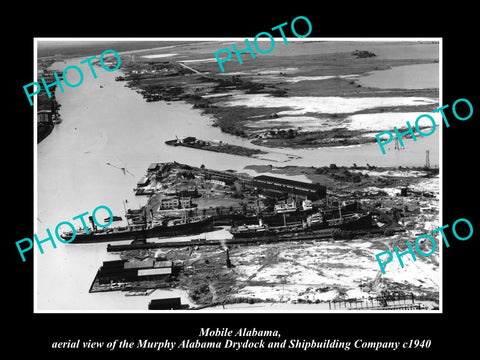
[106,162,135,176]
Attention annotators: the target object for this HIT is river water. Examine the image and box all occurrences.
[357,63,439,89]
[36,55,440,311]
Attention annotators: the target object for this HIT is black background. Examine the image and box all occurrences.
[5,4,477,357]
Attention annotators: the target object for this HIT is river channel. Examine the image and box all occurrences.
[35,56,439,311]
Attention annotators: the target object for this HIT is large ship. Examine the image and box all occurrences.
[61,215,214,244]
[229,211,372,239]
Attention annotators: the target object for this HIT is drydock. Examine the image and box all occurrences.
[85,161,438,310]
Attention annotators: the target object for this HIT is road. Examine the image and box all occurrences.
[177,61,202,74]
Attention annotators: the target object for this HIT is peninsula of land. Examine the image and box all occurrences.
[115,41,439,149]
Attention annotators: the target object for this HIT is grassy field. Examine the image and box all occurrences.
[113,40,439,148]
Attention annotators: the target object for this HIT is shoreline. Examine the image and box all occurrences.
[37,57,63,144]
[165,137,267,158]
[104,161,439,308]
[117,44,439,150]
[35,42,440,311]
[38,41,439,152]
[37,122,54,143]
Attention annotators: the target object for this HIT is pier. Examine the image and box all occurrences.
[165,137,267,158]
[106,228,340,252]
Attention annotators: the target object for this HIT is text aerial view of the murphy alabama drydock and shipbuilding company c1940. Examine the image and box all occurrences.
[35,38,441,312]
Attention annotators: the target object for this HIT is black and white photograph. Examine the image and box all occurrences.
[34,38,441,313]
[7,7,478,356]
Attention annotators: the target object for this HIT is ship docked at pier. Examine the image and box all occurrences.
[60,214,214,243]
[229,211,373,239]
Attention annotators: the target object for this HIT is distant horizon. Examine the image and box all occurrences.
[37,38,440,59]
[37,40,191,58]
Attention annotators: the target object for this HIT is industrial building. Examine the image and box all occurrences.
[160,196,192,210]
[95,259,177,285]
[147,163,161,172]
[251,175,326,200]
[202,169,237,184]
[148,297,189,310]
[137,176,150,187]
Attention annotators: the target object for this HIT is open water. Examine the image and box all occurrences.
[36,42,440,311]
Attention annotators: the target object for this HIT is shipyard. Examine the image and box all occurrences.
[35,39,441,312]
[82,160,439,310]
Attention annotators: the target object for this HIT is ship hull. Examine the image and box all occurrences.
[229,230,272,238]
[65,218,214,244]
[326,212,373,230]
[230,213,372,239]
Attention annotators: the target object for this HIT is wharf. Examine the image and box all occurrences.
[165,138,267,158]
[106,228,339,252]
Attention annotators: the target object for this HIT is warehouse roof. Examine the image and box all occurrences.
[253,175,325,191]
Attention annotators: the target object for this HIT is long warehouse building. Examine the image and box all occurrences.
[251,175,326,200]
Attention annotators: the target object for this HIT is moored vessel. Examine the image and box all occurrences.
[61,215,214,243]
[229,211,372,239]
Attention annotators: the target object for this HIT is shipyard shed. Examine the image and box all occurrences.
[138,268,172,276]
[122,259,173,270]
[95,257,180,288]
[136,268,172,281]
[97,268,139,284]
[154,260,173,268]
[102,260,126,269]
[259,190,288,201]
[124,259,155,269]
[148,297,186,310]
[251,175,326,200]
[148,163,161,172]
[203,169,237,182]
[137,176,150,187]
[97,265,171,284]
